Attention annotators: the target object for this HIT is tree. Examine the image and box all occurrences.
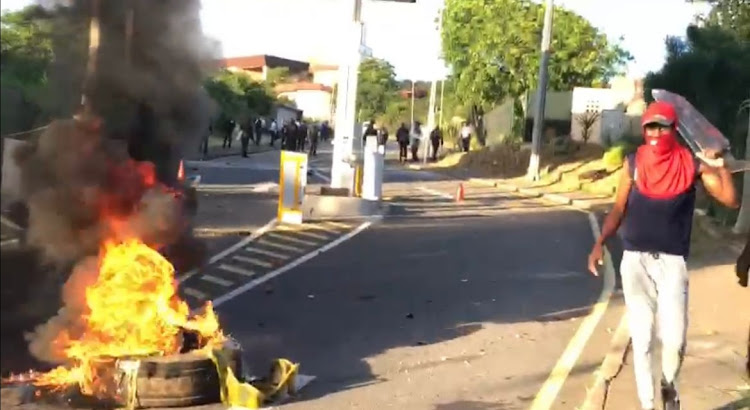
[203,70,275,134]
[1,6,55,135]
[357,57,398,122]
[690,0,750,40]
[441,0,631,134]
[644,21,750,231]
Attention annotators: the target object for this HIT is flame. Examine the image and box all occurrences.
[33,239,223,394]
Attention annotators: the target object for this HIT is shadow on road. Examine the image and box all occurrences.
[218,195,606,404]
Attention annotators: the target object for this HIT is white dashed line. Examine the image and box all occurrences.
[200,274,233,287]
[184,287,208,300]
[218,264,256,277]
[245,246,290,260]
[232,255,273,268]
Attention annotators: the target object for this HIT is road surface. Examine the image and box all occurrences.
[180,146,611,409]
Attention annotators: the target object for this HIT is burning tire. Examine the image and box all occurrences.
[118,345,242,408]
[130,351,223,408]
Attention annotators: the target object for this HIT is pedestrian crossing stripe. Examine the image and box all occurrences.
[179,219,363,308]
[275,226,329,241]
[201,274,233,287]
[266,232,317,247]
[257,238,301,253]
[245,246,290,260]
[232,255,273,268]
[218,264,256,277]
[184,287,208,300]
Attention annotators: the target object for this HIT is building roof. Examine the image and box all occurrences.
[222,55,310,72]
[275,82,333,94]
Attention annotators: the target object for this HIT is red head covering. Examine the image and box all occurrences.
[634,101,696,199]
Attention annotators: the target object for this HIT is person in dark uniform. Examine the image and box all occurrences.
[396,123,409,163]
[429,126,443,161]
[363,119,377,145]
[222,119,234,148]
[253,117,264,146]
[319,121,331,142]
[240,118,253,157]
[296,119,307,152]
[307,122,319,156]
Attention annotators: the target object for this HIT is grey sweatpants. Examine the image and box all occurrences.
[620,250,689,409]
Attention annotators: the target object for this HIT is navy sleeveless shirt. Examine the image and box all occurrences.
[620,153,701,257]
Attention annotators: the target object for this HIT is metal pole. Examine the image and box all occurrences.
[81,0,101,110]
[438,80,445,127]
[526,0,554,181]
[424,79,437,164]
[410,80,416,128]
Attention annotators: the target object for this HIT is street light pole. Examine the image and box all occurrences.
[410,80,416,128]
[527,0,554,181]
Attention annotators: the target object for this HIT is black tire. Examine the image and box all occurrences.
[132,347,242,408]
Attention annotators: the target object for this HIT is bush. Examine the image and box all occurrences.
[602,137,639,168]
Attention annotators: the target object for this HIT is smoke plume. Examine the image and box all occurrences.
[17,0,221,364]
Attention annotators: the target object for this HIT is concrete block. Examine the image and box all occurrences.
[301,194,384,220]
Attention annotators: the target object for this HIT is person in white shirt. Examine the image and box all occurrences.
[410,121,423,162]
[460,122,472,152]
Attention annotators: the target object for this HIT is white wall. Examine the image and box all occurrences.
[279,90,333,121]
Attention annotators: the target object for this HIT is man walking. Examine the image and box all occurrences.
[587,101,738,410]
[396,123,409,163]
[429,126,443,162]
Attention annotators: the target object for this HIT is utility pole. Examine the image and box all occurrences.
[424,79,438,164]
[526,0,554,181]
[410,80,416,128]
[438,80,445,128]
[81,0,101,111]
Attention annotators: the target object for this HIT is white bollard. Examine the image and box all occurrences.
[362,136,383,201]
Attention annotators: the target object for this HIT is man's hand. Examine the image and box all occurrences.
[696,149,726,168]
[588,243,604,277]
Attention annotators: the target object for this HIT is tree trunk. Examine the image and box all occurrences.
[733,110,750,234]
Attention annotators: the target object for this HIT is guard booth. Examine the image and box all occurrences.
[277,151,308,224]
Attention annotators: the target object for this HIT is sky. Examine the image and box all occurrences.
[1,0,712,81]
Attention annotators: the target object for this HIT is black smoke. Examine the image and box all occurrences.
[14,0,221,364]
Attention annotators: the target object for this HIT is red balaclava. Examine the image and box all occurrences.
[634,101,696,199]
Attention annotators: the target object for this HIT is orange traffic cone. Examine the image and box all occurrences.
[177,160,185,182]
[455,183,465,202]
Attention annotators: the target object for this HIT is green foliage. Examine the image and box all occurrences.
[265,67,290,86]
[1,6,55,134]
[357,57,399,122]
[203,70,275,134]
[643,23,750,158]
[441,0,632,110]
[690,0,750,40]
[602,135,640,167]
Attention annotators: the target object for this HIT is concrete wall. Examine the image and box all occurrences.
[312,70,339,88]
[525,90,573,121]
[279,90,332,121]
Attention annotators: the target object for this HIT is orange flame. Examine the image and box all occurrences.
[33,239,223,394]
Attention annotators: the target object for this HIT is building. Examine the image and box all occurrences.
[221,55,339,122]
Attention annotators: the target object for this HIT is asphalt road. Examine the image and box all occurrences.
[209,177,603,409]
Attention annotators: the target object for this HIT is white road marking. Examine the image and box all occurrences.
[245,246,290,260]
[320,220,351,230]
[184,287,208,300]
[277,226,329,240]
[266,232,318,247]
[529,211,616,410]
[200,274,233,287]
[418,186,455,200]
[211,217,380,308]
[218,264,256,277]
[232,255,273,268]
[309,168,331,182]
[178,219,277,284]
[257,238,301,253]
